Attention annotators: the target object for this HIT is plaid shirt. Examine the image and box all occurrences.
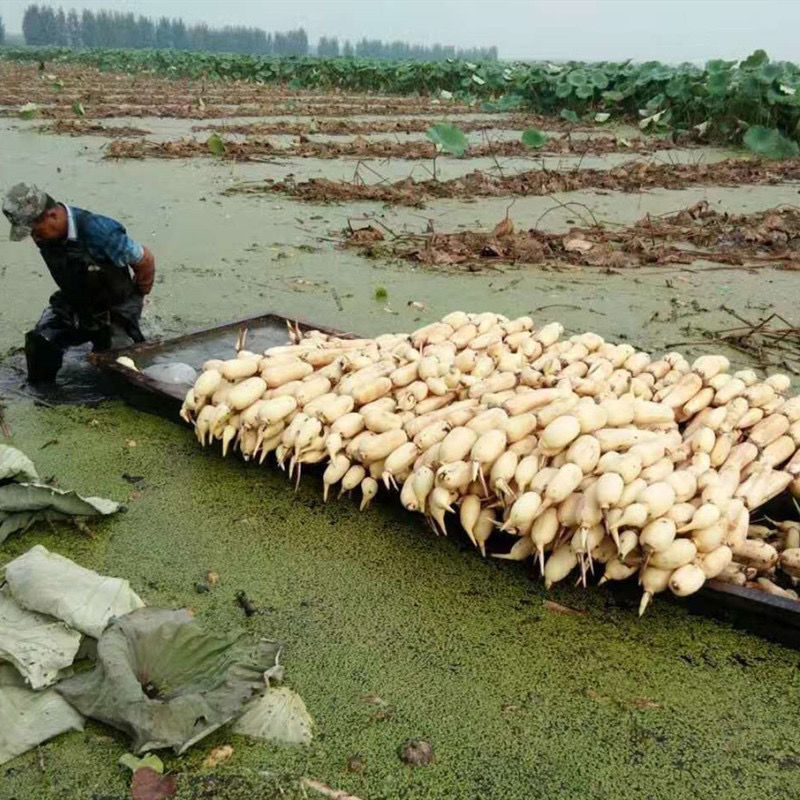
[65,204,144,269]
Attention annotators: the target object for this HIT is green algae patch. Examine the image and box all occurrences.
[2,398,800,799]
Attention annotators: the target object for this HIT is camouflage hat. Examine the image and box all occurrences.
[2,183,49,241]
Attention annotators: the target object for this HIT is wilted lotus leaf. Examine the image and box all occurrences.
[233,686,313,745]
[56,608,282,754]
[0,586,82,689]
[0,483,120,544]
[0,664,84,765]
[0,445,120,543]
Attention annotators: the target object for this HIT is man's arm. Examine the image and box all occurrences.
[132,246,155,295]
[86,216,156,295]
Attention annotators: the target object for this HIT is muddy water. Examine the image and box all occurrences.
[255,148,734,181]
[1,124,798,374]
[121,149,739,183]
[13,112,527,139]
[24,114,648,143]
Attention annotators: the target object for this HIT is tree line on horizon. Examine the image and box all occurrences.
[318,36,497,61]
[21,5,307,55]
[16,5,497,61]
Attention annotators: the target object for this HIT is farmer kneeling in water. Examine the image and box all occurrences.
[3,183,155,383]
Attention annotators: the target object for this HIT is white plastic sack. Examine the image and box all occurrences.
[0,664,84,765]
[4,545,144,638]
[142,362,197,385]
[0,586,81,689]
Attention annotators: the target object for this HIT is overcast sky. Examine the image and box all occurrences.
[2,0,798,62]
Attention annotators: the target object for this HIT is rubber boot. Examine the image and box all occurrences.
[24,331,64,384]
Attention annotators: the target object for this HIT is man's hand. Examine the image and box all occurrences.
[132,247,155,295]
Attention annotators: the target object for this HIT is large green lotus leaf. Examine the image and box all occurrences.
[0,483,120,544]
[567,68,589,87]
[0,586,82,690]
[521,129,548,149]
[0,664,84,765]
[233,686,313,745]
[555,81,573,99]
[743,125,800,159]
[741,49,769,69]
[56,608,283,754]
[425,123,468,156]
[706,71,730,95]
[4,545,144,639]
[206,132,226,156]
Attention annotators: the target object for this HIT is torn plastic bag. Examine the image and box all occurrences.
[0,664,84,765]
[56,608,282,754]
[3,545,144,638]
[0,586,82,689]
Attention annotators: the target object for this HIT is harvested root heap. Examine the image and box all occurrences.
[180,312,800,614]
